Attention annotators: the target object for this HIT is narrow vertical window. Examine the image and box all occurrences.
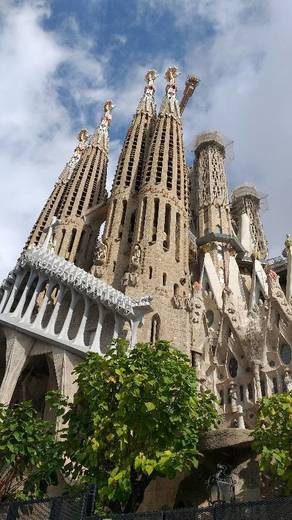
[163,273,167,286]
[107,199,117,238]
[149,266,153,279]
[239,385,244,402]
[67,228,77,253]
[163,204,171,250]
[272,377,278,394]
[175,213,181,262]
[118,200,127,238]
[57,229,66,254]
[248,383,253,400]
[152,198,159,242]
[128,210,136,244]
[139,197,147,240]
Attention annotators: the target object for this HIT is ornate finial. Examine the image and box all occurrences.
[161,67,181,116]
[78,128,89,143]
[144,69,158,90]
[164,66,180,85]
[99,100,115,131]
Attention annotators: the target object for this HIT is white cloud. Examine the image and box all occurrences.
[139,0,292,256]
[0,0,112,278]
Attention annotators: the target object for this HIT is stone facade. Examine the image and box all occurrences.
[0,65,291,504]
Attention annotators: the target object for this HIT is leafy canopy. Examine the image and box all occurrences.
[0,400,63,501]
[253,391,292,494]
[63,339,217,512]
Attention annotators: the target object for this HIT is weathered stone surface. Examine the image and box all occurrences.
[200,428,254,451]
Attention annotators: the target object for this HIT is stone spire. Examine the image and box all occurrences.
[231,185,268,259]
[136,69,158,116]
[25,102,113,271]
[117,67,194,352]
[92,71,158,283]
[159,66,181,118]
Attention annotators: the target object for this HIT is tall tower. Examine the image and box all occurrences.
[92,71,158,285]
[121,67,198,351]
[25,102,114,271]
[231,185,268,259]
[192,132,232,239]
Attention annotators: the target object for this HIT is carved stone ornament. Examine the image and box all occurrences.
[284,368,292,391]
[16,246,151,319]
[94,240,108,266]
[121,271,139,288]
[131,244,142,269]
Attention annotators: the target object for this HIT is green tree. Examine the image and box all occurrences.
[0,400,64,501]
[63,339,217,512]
[253,391,292,494]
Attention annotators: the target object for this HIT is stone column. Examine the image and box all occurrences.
[20,275,45,323]
[253,362,262,401]
[1,270,26,314]
[285,236,292,304]
[75,296,90,346]
[32,280,55,329]
[0,329,34,405]
[239,212,252,254]
[46,285,65,335]
[90,304,105,353]
[11,271,36,318]
[58,291,78,341]
[113,314,124,339]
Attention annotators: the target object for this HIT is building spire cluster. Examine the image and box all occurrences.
[1,65,292,455]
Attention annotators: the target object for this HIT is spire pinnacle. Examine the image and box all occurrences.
[160,66,181,117]
[92,100,114,152]
[136,69,158,115]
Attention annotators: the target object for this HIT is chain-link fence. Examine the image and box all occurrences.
[0,493,291,520]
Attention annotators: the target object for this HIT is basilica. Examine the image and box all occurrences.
[0,66,291,454]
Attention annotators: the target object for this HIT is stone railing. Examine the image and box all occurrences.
[0,247,152,356]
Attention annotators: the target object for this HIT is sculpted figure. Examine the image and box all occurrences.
[131,244,141,269]
[94,240,108,266]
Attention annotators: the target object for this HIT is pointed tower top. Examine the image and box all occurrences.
[160,66,181,118]
[136,69,158,116]
[92,100,114,152]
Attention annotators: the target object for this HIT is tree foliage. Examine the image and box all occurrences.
[0,400,63,501]
[253,391,292,494]
[63,339,218,512]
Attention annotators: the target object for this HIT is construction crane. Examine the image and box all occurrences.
[179,75,200,114]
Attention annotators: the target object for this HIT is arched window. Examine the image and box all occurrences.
[174,284,179,297]
[228,357,238,378]
[150,314,160,343]
[163,273,167,286]
[279,344,292,365]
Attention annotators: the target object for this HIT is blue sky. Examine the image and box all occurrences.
[1,0,292,277]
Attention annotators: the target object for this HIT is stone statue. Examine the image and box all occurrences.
[284,368,292,391]
[94,240,108,265]
[131,244,141,269]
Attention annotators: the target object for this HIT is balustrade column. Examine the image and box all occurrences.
[46,285,65,335]
[253,362,262,401]
[58,292,79,340]
[113,314,124,339]
[20,275,45,323]
[32,280,55,328]
[11,271,36,318]
[90,304,105,353]
[1,270,26,314]
[75,297,90,346]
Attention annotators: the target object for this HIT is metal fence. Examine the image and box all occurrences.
[0,493,291,520]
